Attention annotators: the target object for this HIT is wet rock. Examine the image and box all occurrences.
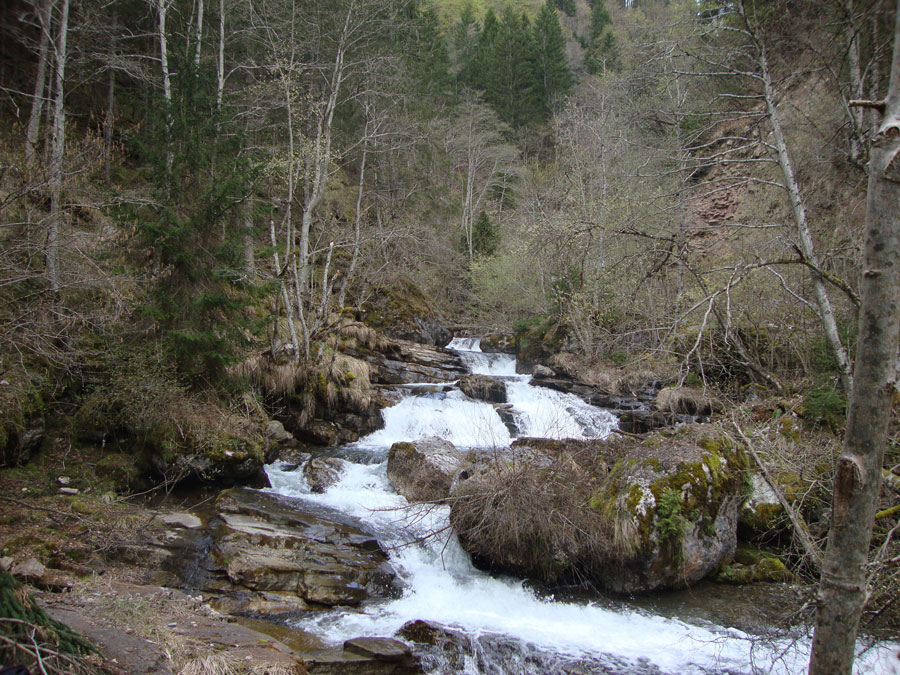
[458,374,507,404]
[347,338,467,385]
[495,404,521,436]
[296,420,341,446]
[204,488,399,612]
[532,364,555,379]
[160,512,203,529]
[450,426,747,593]
[303,457,346,493]
[58,487,79,495]
[304,638,424,674]
[479,333,514,353]
[360,275,451,348]
[616,410,675,434]
[387,438,470,502]
[267,419,294,443]
[344,637,414,662]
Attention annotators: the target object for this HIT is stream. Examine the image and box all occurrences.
[264,339,898,674]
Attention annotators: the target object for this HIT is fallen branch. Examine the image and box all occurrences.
[732,416,824,572]
[0,496,89,524]
[875,503,900,520]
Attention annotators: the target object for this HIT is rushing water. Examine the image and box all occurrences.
[264,339,899,674]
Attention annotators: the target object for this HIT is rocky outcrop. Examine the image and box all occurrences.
[348,338,467,385]
[201,488,399,613]
[458,375,506,404]
[387,438,470,503]
[449,426,747,593]
[360,275,451,347]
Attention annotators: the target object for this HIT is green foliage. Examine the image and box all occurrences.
[803,383,847,432]
[471,210,500,256]
[454,3,569,126]
[120,57,263,383]
[0,569,97,664]
[586,0,619,75]
[553,0,576,16]
[534,2,573,114]
[656,488,687,543]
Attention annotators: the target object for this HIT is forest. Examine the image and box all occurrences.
[1,0,900,673]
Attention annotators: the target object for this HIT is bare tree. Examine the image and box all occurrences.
[47,0,70,295]
[25,0,53,166]
[810,1,900,671]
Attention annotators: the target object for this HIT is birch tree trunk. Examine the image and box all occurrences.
[156,0,173,176]
[809,3,900,671]
[47,0,70,295]
[216,0,225,107]
[25,0,53,166]
[758,41,854,394]
[193,0,204,72]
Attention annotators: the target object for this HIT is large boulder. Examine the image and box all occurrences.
[449,425,747,593]
[204,488,399,612]
[303,456,346,493]
[387,438,470,503]
[458,375,507,404]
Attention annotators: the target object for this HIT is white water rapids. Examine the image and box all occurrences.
[264,338,899,674]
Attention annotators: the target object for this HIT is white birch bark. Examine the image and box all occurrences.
[47,0,70,295]
[193,0,204,72]
[25,0,53,166]
[759,43,854,394]
[216,0,225,107]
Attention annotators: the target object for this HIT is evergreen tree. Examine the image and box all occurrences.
[452,1,480,86]
[586,0,618,74]
[484,7,542,127]
[553,0,577,17]
[466,7,500,91]
[472,210,500,256]
[534,2,573,115]
[410,5,453,99]
[124,58,261,382]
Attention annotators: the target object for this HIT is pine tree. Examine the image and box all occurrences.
[484,7,541,127]
[534,2,573,115]
[586,0,618,75]
[452,1,480,86]
[411,5,453,99]
[472,210,500,256]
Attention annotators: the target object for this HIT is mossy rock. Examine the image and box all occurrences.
[450,426,747,593]
[715,546,793,584]
[0,370,48,466]
[360,276,450,346]
[95,452,144,492]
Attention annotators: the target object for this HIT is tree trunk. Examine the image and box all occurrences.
[810,3,900,672]
[104,55,115,184]
[157,0,173,176]
[25,0,52,166]
[844,0,865,162]
[47,0,70,295]
[193,0,204,72]
[217,0,225,107]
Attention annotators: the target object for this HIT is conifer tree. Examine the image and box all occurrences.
[534,2,573,115]
[452,1,480,86]
[484,7,542,127]
[586,0,618,74]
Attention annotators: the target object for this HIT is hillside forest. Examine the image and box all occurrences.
[2,0,900,672]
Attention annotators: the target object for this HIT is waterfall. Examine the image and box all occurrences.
[264,339,898,674]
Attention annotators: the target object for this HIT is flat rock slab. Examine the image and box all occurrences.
[304,637,423,674]
[344,637,412,661]
[159,512,203,529]
[39,581,301,674]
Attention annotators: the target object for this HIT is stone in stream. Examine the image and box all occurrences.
[304,636,423,674]
[386,437,471,503]
[449,425,748,593]
[303,456,346,493]
[200,488,401,614]
[458,374,507,404]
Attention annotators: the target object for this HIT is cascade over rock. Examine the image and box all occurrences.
[449,425,747,593]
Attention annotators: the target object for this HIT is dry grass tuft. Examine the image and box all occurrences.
[656,386,718,416]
